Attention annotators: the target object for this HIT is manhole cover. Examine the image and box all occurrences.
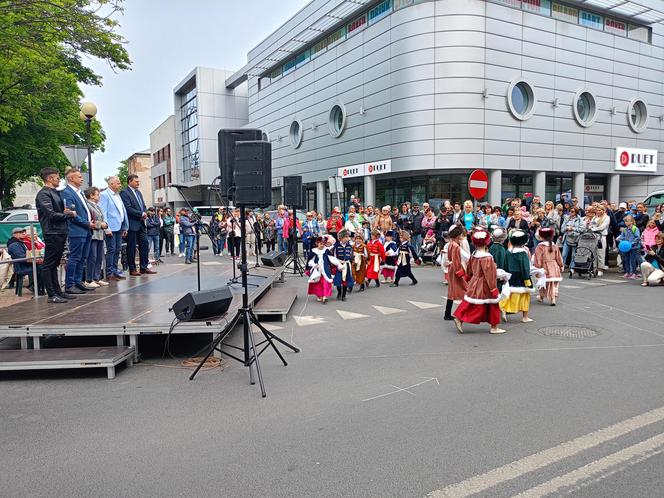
[537,326,600,340]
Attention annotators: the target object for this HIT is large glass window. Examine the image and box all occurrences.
[327,26,346,48]
[573,90,597,128]
[552,2,578,23]
[507,80,536,120]
[628,99,648,133]
[311,38,328,57]
[628,24,650,42]
[502,174,533,202]
[579,10,603,30]
[394,0,413,10]
[546,174,572,204]
[605,17,626,36]
[179,85,199,182]
[494,0,521,6]
[368,0,392,24]
[522,0,550,15]
[347,14,366,35]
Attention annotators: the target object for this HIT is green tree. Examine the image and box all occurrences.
[107,159,128,189]
[0,0,131,205]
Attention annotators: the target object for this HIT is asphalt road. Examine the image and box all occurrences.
[1,264,663,497]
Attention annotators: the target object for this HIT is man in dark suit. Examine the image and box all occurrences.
[35,167,77,303]
[60,168,96,294]
[120,173,156,276]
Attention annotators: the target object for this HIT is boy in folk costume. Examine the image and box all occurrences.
[453,230,505,334]
[307,236,342,303]
[391,230,421,287]
[500,230,534,322]
[365,229,386,288]
[381,230,398,283]
[533,227,563,306]
[444,225,468,320]
[333,230,354,301]
[351,233,368,291]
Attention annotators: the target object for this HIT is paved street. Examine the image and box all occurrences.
[1,264,663,497]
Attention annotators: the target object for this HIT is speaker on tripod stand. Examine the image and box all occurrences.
[283,176,306,275]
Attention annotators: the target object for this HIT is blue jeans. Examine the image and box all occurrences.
[147,234,160,260]
[277,232,287,253]
[412,234,423,256]
[66,234,91,288]
[184,234,195,261]
[105,231,123,276]
[621,248,639,274]
[562,242,576,268]
[179,234,185,254]
[86,239,104,282]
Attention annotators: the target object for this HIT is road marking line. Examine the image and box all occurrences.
[513,432,664,498]
[294,315,326,327]
[363,377,439,402]
[389,384,417,396]
[570,280,604,286]
[561,285,582,289]
[596,278,627,284]
[427,405,664,498]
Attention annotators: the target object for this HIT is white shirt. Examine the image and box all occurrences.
[69,183,91,221]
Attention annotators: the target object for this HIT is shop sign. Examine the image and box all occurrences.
[338,165,363,178]
[615,147,658,173]
[366,160,391,176]
[584,185,604,193]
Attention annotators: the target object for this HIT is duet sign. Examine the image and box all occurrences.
[615,147,658,173]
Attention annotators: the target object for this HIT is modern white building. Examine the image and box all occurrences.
[149,115,179,207]
[219,0,664,213]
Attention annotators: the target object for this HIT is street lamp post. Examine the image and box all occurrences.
[80,102,97,186]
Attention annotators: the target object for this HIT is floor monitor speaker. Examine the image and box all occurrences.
[172,287,233,321]
[234,141,272,207]
[260,250,288,267]
[218,129,262,200]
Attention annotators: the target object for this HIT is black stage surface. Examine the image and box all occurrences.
[0,258,283,337]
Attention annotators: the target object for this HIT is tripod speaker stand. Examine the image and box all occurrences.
[189,209,300,396]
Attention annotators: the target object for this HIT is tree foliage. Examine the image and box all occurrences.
[0,0,131,204]
[107,158,128,189]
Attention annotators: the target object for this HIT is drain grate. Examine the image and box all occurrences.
[537,326,600,340]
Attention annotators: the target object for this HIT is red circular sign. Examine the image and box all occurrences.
[620,151,629,167]
[468,169,489,200]
[343,169,348,177]
[368,164,373,173]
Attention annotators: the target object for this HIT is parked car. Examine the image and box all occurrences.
[0,207,38,223]
[643,189,664,215]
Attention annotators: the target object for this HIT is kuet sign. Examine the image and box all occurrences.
[337,159,391,178]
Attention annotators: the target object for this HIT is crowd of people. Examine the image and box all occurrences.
[6,169,663,309]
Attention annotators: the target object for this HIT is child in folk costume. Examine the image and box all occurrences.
[489,228,508,293]
[440,231,451,284]
[453,230,505,334]
[307,236,342,303]
[381,230,398,283]
[351,233,368,291]
[533,227,563,306]
[500,230,534,322]
[444,225,468,320]
[391,230,421,286]
[366,229,386,288]
[333,230,354,301]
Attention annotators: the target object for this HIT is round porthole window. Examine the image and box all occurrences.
[289,120,303,148]
[628,98,648,133]
[573,90,598,127]
[507,79,536,121]
[328,103,346,138]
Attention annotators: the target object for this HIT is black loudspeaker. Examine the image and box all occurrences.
[284,175,303,208]
[260,250,288,267]
[218,129,262,200]
[234,141,272,207]
[171,287,233,321]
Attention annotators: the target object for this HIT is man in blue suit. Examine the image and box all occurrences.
[99,175,129,280]
[60,168,95,294]
[120,173,156,276]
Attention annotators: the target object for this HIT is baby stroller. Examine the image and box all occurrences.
[420,239,438,265]
[570,231,598,279]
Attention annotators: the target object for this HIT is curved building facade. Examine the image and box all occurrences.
[228,0,664,212]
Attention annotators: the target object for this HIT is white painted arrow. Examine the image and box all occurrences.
[408,300,443,309]
[337,310,370,320]
[372,305,406,315]
[294,316,326,327]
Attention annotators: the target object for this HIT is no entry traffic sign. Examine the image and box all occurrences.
[468,169,488,200]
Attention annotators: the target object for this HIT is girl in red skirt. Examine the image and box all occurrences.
[365,229,385,288]
[453,230,505,334]
[306,236,342,303]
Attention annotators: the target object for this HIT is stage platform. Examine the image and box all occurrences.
[0,257,287,362]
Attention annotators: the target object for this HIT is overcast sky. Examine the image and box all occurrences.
[81,0,307,185]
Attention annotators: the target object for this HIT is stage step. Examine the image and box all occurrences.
[0,346,135,379]
[253,286,298,322]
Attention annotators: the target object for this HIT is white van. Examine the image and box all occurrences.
[643,190,664,214]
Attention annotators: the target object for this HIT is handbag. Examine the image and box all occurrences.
[597,237,603,249]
